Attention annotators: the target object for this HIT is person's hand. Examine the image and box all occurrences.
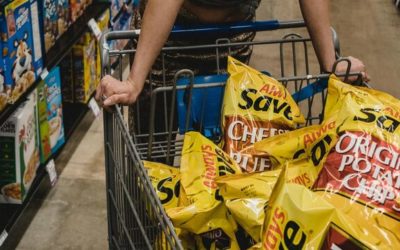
[95,75,141,107]
[331,56,370,84]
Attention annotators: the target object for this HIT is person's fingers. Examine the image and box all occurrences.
[103,93,130,106]
[362,71,371,83]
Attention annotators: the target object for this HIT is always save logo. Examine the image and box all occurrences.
[263,207,308,250]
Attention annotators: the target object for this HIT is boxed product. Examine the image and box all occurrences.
[59,51,74,103]
[110,0,124,20]
[110,5,132,51]
[0,91,40,204]
[42,0,58,51]
[96,9,110,84]
[36,78,52,162]
[0,61,7,112]
[73,33,97,103]
[69,0,83,22]
[0,0,43,103]
[29,0,44,73]
[36,66,65,162]
[41,66,65,155]
[57,0,71,37]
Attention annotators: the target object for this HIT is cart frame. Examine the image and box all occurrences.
[100,20,361,249]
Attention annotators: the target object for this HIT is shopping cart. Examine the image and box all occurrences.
[100,20,363,249]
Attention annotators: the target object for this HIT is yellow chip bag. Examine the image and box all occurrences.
[143,161,180,210]
[216,160,317,244]
[262,166,391,250]
[254,116,337,168]
[221,57,305,172]
[143,161,196,249]
[259,75,400,247]
[168,131,242,249]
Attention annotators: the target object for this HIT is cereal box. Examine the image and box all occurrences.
[73,33,97,103]
[43,66,65,153]
[0,90,40,204]
[59,51,74,103]
[36,78,52,163]
[96,9,110,84]
[57,0,71,37]
[42,0,58,51]
[0,57,7,112]
[69,0,83,22]
[29,0,44,75]
[0,0,39,103]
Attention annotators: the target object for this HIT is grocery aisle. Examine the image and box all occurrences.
[11,0,400,249]
[16,114,108,250]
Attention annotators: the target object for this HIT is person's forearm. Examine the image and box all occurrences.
[299,0,336,72]
[129,0,183,87]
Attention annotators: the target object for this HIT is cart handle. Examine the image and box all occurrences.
[101,20,305,42]
[170,19,305,37]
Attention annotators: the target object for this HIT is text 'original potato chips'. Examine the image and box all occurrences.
[222,57,305,173]
[168,131,242,250]
[257,75,400,248]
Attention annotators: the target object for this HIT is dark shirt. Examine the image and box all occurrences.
[189,0,260,16]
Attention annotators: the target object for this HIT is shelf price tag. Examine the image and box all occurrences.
[88,18,102,41]
[46,159,58,186]
[0,230,8,247]
[88,97,101,117]
[40,68,49,80]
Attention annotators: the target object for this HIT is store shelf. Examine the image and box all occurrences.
[0,2,110,248]
[0,1,110,126]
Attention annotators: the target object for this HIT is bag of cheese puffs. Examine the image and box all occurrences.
[221,57,305,173]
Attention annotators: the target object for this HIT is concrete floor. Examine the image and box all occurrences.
[15,1,400,249]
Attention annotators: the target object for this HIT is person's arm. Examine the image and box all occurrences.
[96,0,183,106]
[299,0,369,81]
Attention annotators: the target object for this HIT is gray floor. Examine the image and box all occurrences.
[16,1,400,249]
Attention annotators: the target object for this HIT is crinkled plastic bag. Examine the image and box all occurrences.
[143,161,180,210]
[216,161,317,243]
[168,131,242,249]
[258,75,400,248]
[262,166,392,249]
[221,57,305,172]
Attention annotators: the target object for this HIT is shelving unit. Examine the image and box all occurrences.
[0,2,110,248]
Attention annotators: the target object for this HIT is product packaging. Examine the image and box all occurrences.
[0,0,42,103]
[42,0,58,51]
[73,32,97,103]
[221,57,305,173]
[57,0,71,37]
[0,91,40,204]
[37,66,65,159]
[168,131,243,249]
[256,75,400,247]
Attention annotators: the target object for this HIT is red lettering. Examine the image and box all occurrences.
[201,145,212,151]
[304,134,313,147]
[274,207,285,223]
[203,180,217,189]
[259,84,285,98]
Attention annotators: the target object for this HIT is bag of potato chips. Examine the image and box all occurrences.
[216,160,319,244]
[310,75,400,248]
[143,161,180,210]
[262,166,392,250]
[259,75,400,248]
[221,57,305,173]
[168,131,242,250]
